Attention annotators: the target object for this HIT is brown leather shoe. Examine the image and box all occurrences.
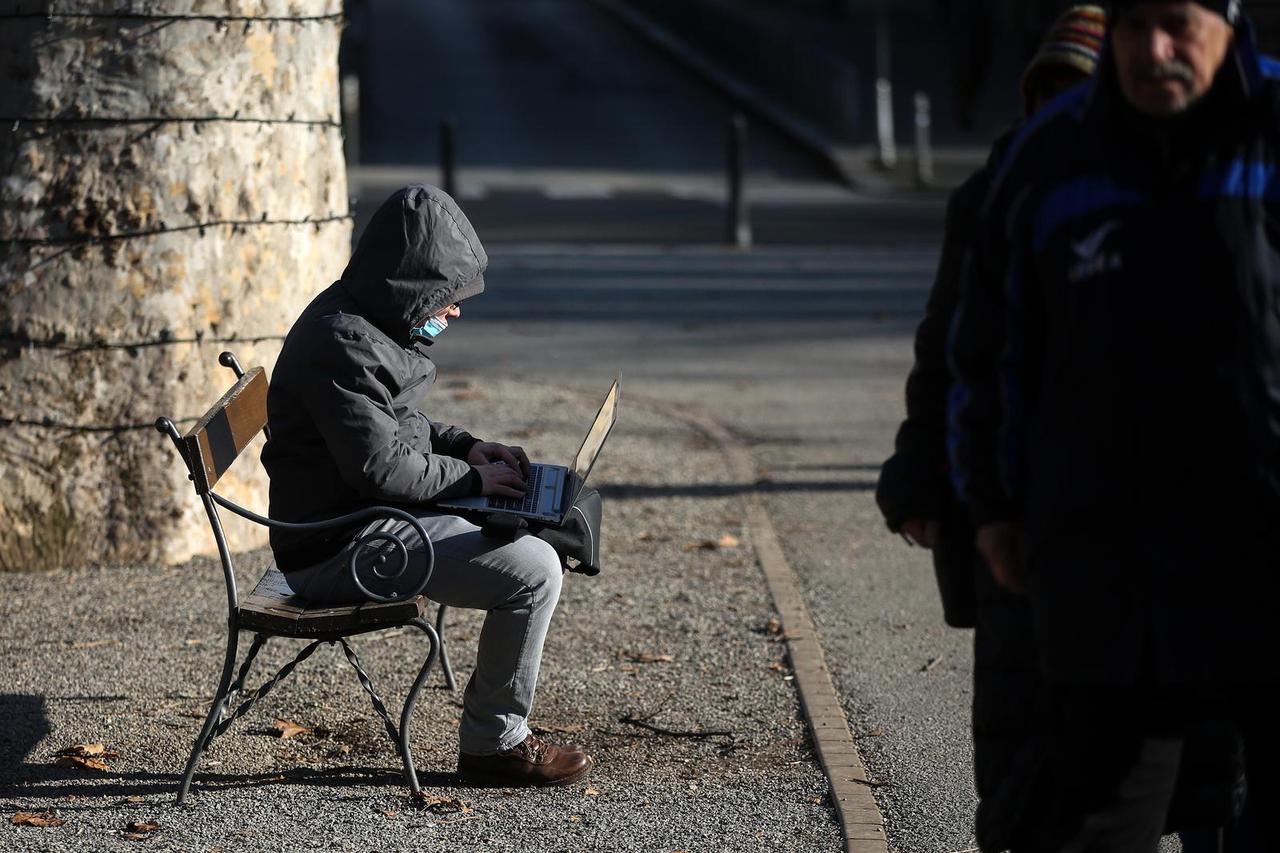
[457,733,593,787]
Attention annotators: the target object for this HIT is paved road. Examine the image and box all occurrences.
[431,246,985,852]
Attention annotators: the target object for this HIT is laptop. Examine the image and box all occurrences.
[436,378,619,525]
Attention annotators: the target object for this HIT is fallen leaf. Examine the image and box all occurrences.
[184,639,203,646]
[768,662,788,673]
[11,811,65,828]
[866,726,886,738]
[58,755,110,772]
[379,809,397,818]
[58,743,116,758]
[568,815,583,823]
[412,794,472,815]
[125,820,160,834]
[717,533,740,548]
[273,718,313,740]
[625,652,674,664]
[763,617,783,636]
[584,788,600,797]
[588,664,609,673]
[125,796,146,804]
[684,540,719,552]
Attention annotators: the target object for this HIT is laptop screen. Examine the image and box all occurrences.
[570,378,619,490]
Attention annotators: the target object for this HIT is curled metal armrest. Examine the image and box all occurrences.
[208,494,434,604]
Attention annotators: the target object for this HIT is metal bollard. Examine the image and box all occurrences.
[725,113,752,250]
[341,74,360,166]
[913,92,934,188]
[439,118,457,197]
[874,4,896,169]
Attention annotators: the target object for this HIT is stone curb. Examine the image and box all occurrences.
[620,391,890,853]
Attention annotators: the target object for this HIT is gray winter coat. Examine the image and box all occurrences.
[262,185,488,571]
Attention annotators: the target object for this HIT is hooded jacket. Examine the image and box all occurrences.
[262,185,488,571]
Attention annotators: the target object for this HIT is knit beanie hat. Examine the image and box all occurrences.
[1021,5,1108,113]
[1107,0,1240,24]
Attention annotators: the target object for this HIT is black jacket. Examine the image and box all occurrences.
[877,131,1015,628]
[262,185,488,571]
[948,19,1280,685]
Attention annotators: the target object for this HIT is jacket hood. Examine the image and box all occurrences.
[339,184,487,344]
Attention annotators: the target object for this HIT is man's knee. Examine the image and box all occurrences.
[517,536,563,603]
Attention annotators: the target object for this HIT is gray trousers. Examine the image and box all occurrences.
[284,512,564,755]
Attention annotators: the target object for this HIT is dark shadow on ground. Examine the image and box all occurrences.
[0,695,50,783]
[762,462,882,473]
[599,479,875,499]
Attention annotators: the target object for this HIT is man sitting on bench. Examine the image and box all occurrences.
[260,184,592,787]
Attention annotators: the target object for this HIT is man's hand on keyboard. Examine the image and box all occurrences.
[476,462,527,498]
[468,441,531,476]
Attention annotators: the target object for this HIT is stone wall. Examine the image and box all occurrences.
[0,0,351,570]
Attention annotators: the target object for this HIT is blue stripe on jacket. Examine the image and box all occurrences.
[1033,177,1145,252]
[1199,159,1280,199]
[946,372,973,501]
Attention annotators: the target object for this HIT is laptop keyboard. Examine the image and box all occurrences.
[488,464,545,514]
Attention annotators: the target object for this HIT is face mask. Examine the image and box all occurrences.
[410,315,449,342]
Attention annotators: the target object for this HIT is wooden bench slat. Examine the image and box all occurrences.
[183,366,268,493]
[238,568,426,638]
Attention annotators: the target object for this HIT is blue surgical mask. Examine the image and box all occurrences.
[410,315,449,342]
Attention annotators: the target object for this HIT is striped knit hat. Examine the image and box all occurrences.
[1108,1,1240,24]
[1021,5,1108,114]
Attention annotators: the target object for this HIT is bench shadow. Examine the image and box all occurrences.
[0,763,461,802]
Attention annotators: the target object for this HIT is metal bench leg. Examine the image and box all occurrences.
[435,604,456,692]
[177,625,241,804]
[401,616,442,794]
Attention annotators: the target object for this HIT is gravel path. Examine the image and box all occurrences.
[0,377,841,852]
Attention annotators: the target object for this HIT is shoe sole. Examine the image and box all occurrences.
[457,756,593,788]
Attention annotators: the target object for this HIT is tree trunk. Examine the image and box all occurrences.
[0,0,350,570]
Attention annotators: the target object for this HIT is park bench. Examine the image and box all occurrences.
[155,351,457,804]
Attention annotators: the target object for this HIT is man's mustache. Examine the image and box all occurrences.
[1133,61,1196,86]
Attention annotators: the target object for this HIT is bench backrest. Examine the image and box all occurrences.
[183,366,268,494]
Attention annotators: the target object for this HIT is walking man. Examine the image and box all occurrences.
[949,2,1280,847]
[878,8,1108,849]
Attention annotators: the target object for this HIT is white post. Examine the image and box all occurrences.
[341,74,360,166]
[874,6,896,169]
[913,92,934,188]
